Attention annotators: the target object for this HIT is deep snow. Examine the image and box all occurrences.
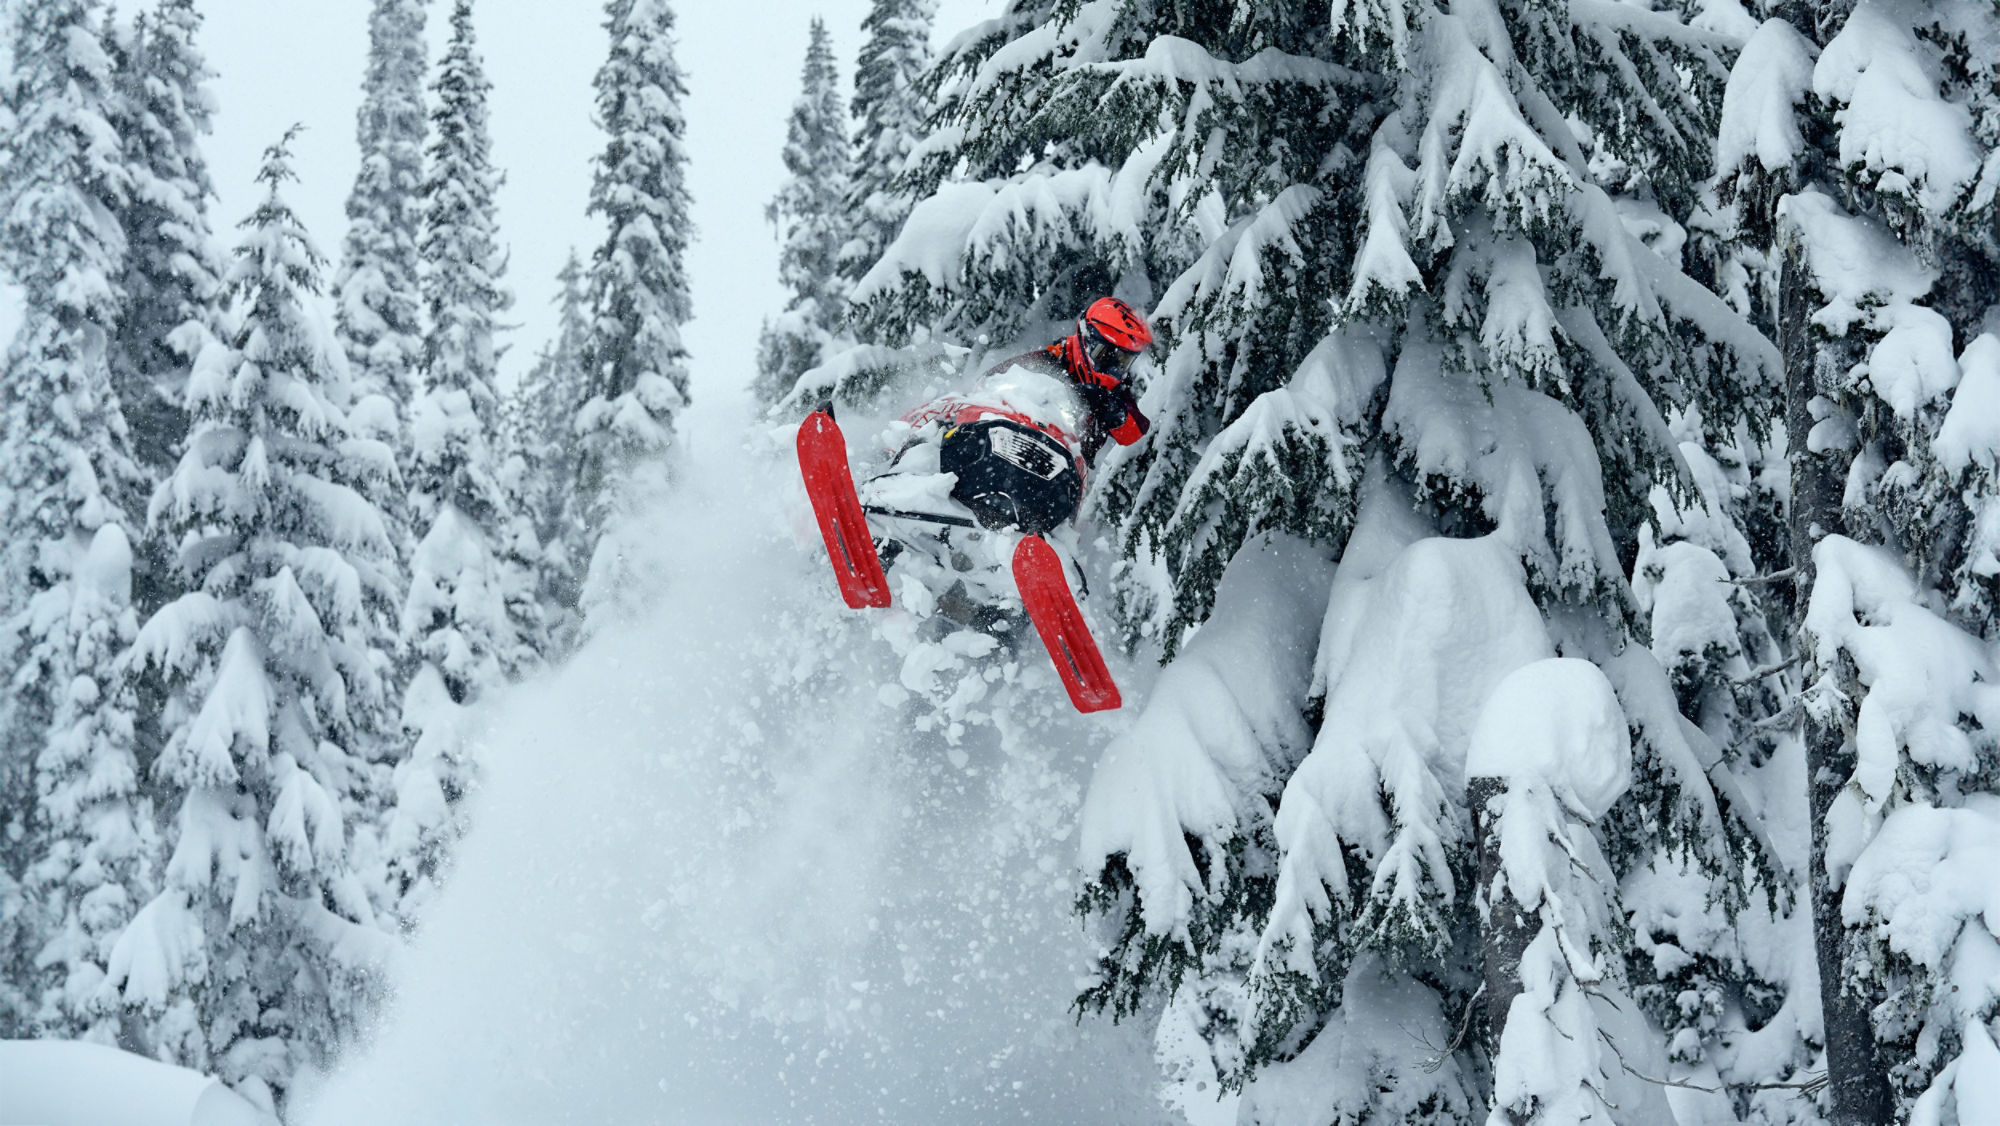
[0,1039,277,1126]
[296,392,1171,1125]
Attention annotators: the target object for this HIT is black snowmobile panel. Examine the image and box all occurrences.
[938,419,1083,537]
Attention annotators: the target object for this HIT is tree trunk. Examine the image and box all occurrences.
[1470,774,1530,1125]
[1781,239,1896,1125]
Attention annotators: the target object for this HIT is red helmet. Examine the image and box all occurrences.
[1076,297,1152,382]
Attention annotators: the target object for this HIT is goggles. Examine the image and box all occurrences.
[1081,323,1142,381]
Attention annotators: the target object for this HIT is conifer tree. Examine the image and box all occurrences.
[104,134,398,1108]
[574,0,692,624]
[1623,414,1814,1118]
[334,0,428,414]
[0,0,152,1042]
[841,0,933,300]
[754,17,851,405]
[391,0,528,923]
[22,526,153,1044]
[1716,3,2000,1120]
[103,0,225,493]
[331,0,424,837]
[865,1,1781,1118]
[505,248,589,639]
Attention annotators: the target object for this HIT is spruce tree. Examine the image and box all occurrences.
[574,0,692,625]
[22,526,153,1044]
[334,0,428,414]
[103,0,225,495]
[330,0,425,862]
[866,1,1781,1118]
[1623,414,1815,1118]
[391,0,527,923]
[841,0,934,301]
[1716,3,2000,1120]
[104,133,398,1108]
[504,248,589,643]
[754,17,851,406]
[0,0,152,1042]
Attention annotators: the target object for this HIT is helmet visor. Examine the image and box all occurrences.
[1082,326,1141,380]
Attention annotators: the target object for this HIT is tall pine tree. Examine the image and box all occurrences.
[104,134,398,1110]
[1716,2,2000,1120]
[0,0,153,1043]
[391,0,529,925]
[754,17,851,406]
[330,0,426,852]
[504,248,589,645]
[102,0,225,495]
[841,0,934,303]
[333,0,428,416]
[574,0,692,626]
[862,1,1783,1118]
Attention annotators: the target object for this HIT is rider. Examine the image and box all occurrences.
[984,297,1154,463]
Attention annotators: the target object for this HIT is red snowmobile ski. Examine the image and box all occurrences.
[796,408,891,608]
[1012,534,1121,712]
[794,387,1122,714]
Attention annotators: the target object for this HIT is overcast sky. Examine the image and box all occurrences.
[197,0,994,408]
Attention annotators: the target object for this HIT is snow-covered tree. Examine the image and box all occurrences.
[391,0,529,924]
[102,0,225,491]
[574,0,692,624]
[330,0,425,837]
[504,248,589,641]
[863,1,1786,1118]
[104,134,398,1110]
[1623,410,1817,1121]
[22,526,154,1045]
[754,17,851,406]
[1716,3,2000,1120]
[0,0,152,1042]
[840,0,933,300]
[333,0,427,414]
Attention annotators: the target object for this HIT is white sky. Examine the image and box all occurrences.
[199,0,995,406]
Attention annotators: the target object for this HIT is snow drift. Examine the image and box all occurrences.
[0,1040,277,1126]
[296,402,1166,1124]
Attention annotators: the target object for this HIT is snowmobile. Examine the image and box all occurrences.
[795,365,1122,713]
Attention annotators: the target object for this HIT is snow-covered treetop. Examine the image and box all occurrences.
[128,0,221,200]
[755,16,852,404]
[842,0,936,293]
[152,128,387,562]
[0,0,145,557]
[0,0,130,310]
[334,0,428,410]
[108,0,230,479]
[420,0,508,422]
[577,0,693,499]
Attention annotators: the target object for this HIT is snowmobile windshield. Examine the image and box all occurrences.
[973,367,1091,444]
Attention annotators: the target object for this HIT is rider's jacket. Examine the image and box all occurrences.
[983,337,1150,462]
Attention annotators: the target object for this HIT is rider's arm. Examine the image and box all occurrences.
[1081,381,1150,446]
[1108,392,1149,445]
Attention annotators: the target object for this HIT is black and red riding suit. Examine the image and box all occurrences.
[983,335,1150,464]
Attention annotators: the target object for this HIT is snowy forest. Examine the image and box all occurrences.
[1,0,1997,1123]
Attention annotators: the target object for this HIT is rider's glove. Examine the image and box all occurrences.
[1081,382,1150,446]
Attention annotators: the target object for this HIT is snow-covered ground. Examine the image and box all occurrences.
[0,1039,276,1126]
[296,392,1170,1124]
